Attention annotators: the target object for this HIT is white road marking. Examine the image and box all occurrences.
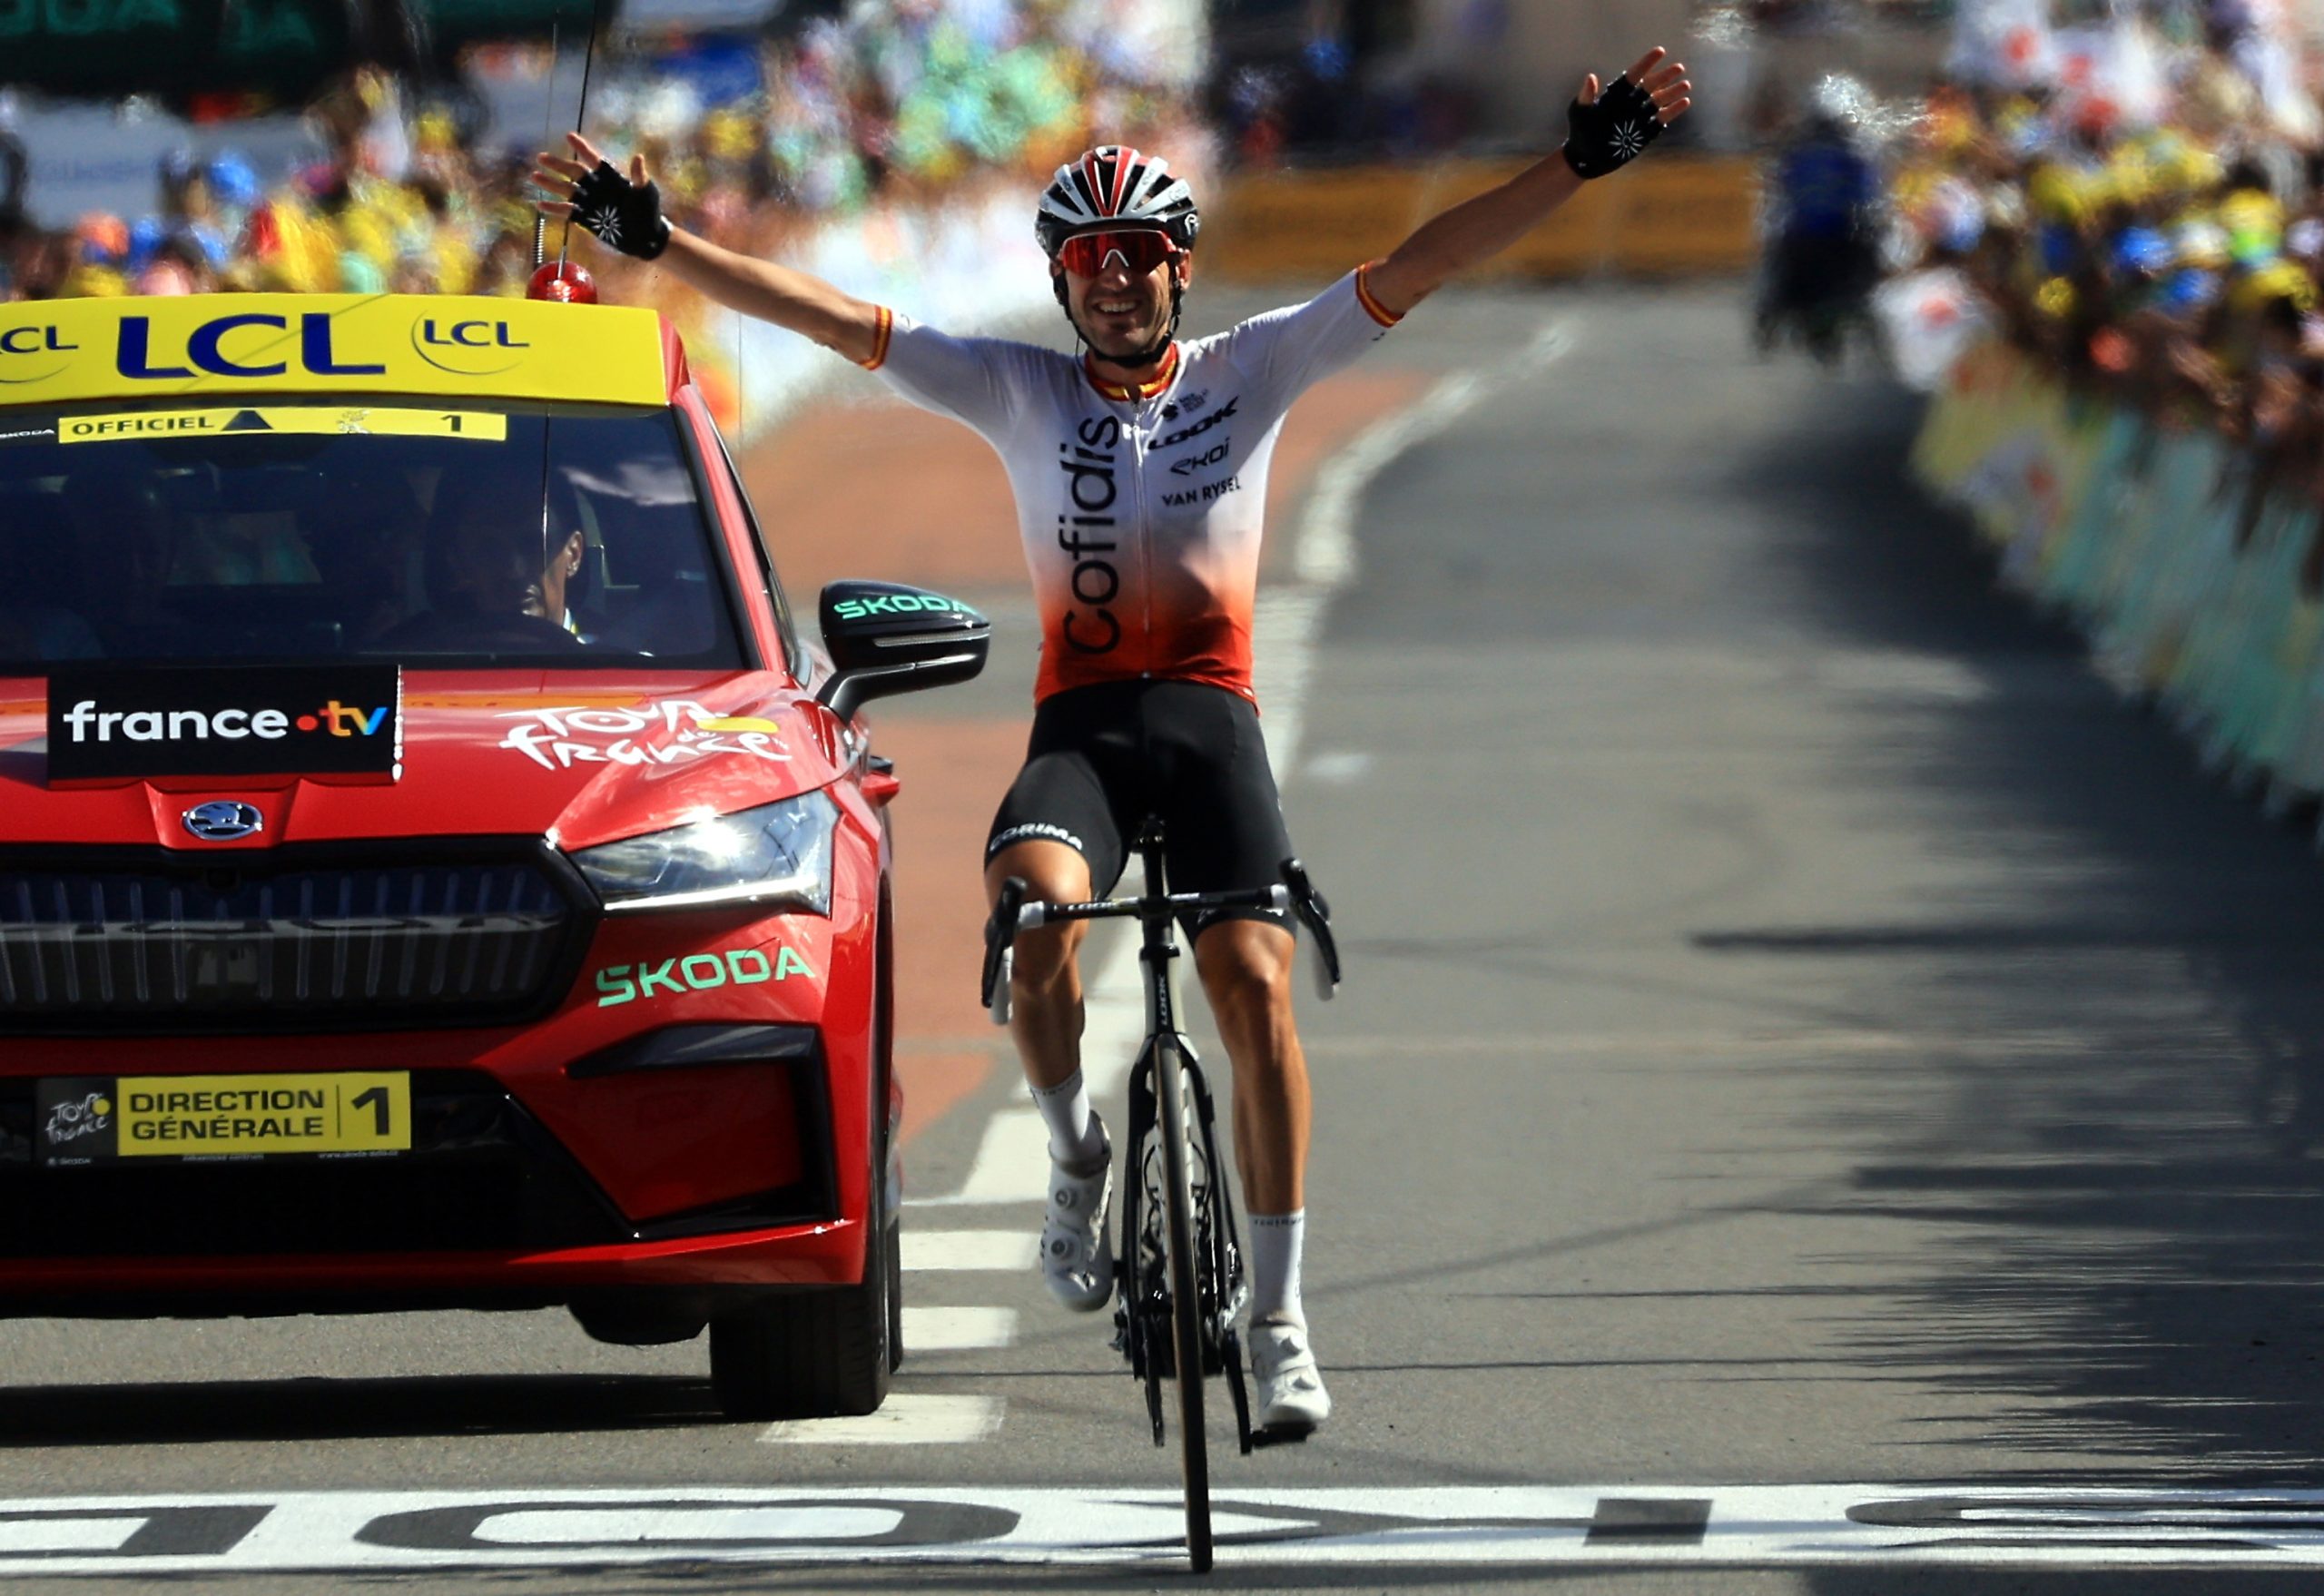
[0,1517,142,1553]
[1263,320,1571,769]
[920,320,1574,1207]
[477,1506,904,1544]
[900,1229,1037,1270]
[755,1394,1004,1447]
[915,1108,1049,1206]
[20,1484,2324,1571]
[1305,750,1374,783]
[1291,320,1572,591]
[899,1306,1017,1351]
[1301,1028,2144,1059]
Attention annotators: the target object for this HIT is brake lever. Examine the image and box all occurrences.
[981,876,1028,1026]
[1278,858,1341,1000]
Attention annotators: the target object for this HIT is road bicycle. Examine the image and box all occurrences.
[981,826,1340,1571]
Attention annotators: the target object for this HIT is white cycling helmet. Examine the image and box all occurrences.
[1035,145,1201,259]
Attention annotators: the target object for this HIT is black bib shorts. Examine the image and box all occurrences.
[985,679,1294,937]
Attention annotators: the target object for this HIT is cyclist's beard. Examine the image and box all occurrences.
[1063,278,1185,369]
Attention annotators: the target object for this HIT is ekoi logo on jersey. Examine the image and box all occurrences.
[496,701,791,771]
[1056,417,1123,655]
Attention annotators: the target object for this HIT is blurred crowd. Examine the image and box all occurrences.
[1211,40,1481,165]
[1881,3,2324,479]
[0,0,1195,306]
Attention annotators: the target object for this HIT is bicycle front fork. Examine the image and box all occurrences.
[1111,1034,1253,1450]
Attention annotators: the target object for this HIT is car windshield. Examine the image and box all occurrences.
[0,401,747,671]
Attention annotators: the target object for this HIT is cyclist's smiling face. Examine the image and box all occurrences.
[1057,245,1190,360]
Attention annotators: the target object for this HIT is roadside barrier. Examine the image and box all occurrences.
[1915,340,2324,806]
[1201,156,1759,283]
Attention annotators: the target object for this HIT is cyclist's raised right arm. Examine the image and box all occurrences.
[534,133,883,367]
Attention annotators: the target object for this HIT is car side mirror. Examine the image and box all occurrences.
[816,580,990,723]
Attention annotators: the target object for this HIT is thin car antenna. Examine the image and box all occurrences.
[557,0,610,274]
[537,4,585,585]
[533,21,558,270]
[536,0,613,618]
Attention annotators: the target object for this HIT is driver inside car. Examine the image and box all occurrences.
[380,491,589,651]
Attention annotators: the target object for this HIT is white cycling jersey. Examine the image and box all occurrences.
[861,264,1401,704]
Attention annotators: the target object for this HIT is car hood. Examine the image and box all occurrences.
[0,670,845,853]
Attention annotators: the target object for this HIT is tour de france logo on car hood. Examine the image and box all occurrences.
[492,700,793,772]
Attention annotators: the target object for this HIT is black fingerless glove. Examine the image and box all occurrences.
[1561,75,1663,179]
[568,160,672,260]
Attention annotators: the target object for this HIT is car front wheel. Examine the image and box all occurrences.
[707,1079,894,1421]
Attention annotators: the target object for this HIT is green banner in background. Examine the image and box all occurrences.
[0,0,605,102]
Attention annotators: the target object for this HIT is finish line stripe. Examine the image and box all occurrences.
[8,1486,2324,1571]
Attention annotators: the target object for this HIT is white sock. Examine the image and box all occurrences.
[1029,1069,1104,1167]
[1247,1209,1305,1327]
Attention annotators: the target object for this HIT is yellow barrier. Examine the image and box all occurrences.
[1915,340,2324,801]
[1202,156,1759,282]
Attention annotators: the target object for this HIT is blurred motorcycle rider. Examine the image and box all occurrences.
[1758,94,1884,358]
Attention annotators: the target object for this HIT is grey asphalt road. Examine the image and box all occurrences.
[12,284,2324,1592]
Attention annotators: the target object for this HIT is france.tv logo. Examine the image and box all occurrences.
[61,700,391,745]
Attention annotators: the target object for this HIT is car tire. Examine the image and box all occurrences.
[877,914,904,1374]
[885,1205,904,1373]
[708,1088,894,1421]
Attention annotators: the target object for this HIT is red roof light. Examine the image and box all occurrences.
[527,261,598,304]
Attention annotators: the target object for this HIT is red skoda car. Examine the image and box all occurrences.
[0,291,986,1417]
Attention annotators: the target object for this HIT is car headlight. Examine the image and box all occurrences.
[571,792,839,915]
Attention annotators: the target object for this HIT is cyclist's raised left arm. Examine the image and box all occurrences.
[1363,47,1692,320]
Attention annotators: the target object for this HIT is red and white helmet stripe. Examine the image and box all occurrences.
[1038,145,1199,257]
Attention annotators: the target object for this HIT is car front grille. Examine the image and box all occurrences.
[0,1059,835,1266]
[0,1071,628,1256]
[0,845,589,1031]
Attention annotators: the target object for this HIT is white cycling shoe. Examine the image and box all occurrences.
[1039,1116,1114,1313]
[1250,1317,1332,1433]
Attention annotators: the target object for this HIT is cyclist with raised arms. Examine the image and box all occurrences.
[537,47,1689,1433]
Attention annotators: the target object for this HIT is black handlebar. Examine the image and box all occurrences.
[978,857,1341,1015]
[980,874,1027,1018]
[1280,857,1341,998]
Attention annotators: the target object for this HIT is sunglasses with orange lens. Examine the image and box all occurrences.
[1057,229,1177,277]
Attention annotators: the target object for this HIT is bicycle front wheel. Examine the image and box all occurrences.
[1154,1035,1213,1571]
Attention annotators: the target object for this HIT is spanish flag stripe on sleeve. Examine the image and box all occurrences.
[860,306,894,371]
[1354,262,1403,329]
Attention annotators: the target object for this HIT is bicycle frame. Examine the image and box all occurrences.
[1112,832,1253,1472]
[979,834,1338,1572]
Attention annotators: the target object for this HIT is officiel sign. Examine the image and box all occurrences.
[45,665,402,783]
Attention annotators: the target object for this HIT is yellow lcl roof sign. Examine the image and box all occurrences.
[0,294,671,409]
